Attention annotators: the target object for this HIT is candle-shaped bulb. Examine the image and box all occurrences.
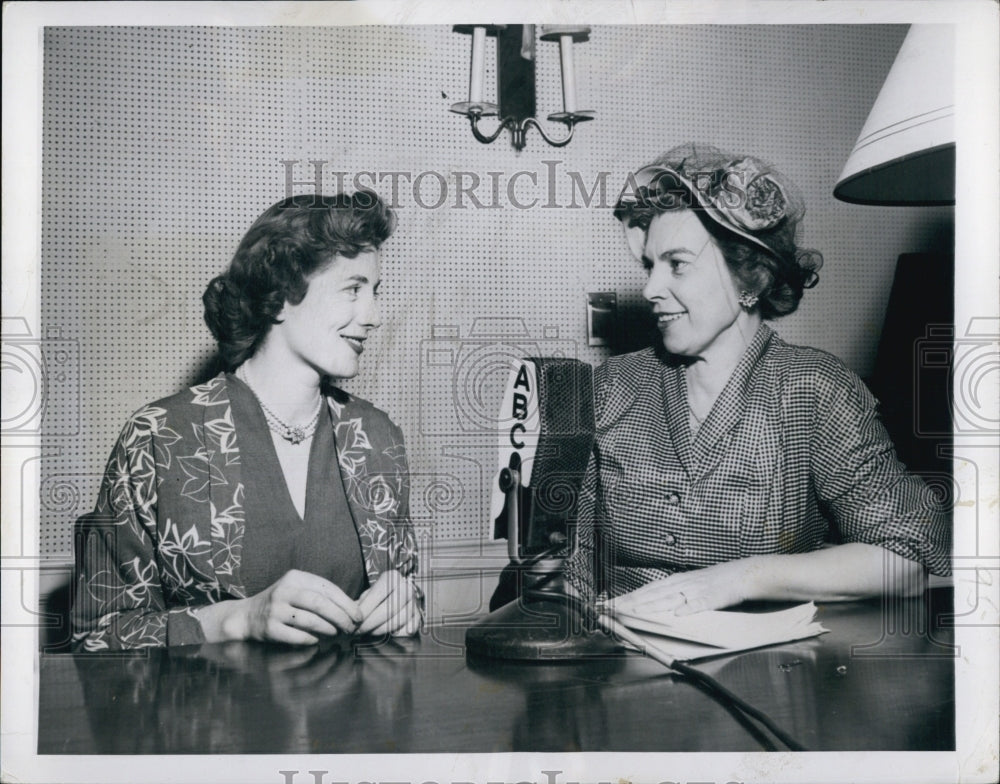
[470,26,487,104]
[559,34,577,114]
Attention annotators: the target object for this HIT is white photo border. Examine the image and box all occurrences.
[2,2,997,783]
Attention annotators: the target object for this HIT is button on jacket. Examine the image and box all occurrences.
[565,324,951,602]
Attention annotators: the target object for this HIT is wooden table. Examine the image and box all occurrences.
[38,589,955,753]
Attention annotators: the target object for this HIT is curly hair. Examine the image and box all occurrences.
[203,192,396,369]
[697,212,823,320]
[614,144,823,320]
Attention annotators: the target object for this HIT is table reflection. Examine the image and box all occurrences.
[43,592,953,754]
[75,637,417,754]
[466,652,627,751]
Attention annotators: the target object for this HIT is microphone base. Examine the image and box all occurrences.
[465,594,621,661]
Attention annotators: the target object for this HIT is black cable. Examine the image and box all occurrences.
[678,670,780,751]
[671,660,807,752]
[509,553,806,751]
[561,591,807,752]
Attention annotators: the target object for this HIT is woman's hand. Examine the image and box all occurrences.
[243,569,363,644]
[355,570,421,637]
[612,559,756,617]
[210,569,363,645]
[610,544,927,617]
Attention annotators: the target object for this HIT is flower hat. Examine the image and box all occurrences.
[614,143,807,263]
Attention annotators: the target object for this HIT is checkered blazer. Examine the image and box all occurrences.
[564,324,951,602]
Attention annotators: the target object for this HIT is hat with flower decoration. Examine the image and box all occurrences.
[614,143,808,264]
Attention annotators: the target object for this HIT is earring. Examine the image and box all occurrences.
[738,290,759,310]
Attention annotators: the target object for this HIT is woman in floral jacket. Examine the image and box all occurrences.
[71,192,421,651]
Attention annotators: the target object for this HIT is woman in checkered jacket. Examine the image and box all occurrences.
[565,143,950,616]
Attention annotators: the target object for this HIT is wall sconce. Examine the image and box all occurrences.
[450,24,594,151]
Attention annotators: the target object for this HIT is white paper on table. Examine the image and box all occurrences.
[610,601,828,653]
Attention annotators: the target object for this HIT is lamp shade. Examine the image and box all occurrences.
[834,25,955,205]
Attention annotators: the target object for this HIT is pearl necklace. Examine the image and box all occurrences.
[235,365,323,445]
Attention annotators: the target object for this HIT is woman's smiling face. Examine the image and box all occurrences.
[641,209,744,359]
[271,250,382,379]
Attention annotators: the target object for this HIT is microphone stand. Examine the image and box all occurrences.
[465,465,620,660]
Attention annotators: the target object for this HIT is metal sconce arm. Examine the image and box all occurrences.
[451,24,593,151]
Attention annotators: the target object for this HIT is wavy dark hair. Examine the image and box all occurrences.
[203,192,396,369]
[696,210,822,320]
[614,144,823,320]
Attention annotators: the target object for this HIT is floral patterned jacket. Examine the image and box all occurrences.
[71,373,419,651]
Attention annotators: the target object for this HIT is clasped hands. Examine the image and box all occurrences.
[242,568,421,645]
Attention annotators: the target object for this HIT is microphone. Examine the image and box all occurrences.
[487,357,594,607]
[466,357,619,660]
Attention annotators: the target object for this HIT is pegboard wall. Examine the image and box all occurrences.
[40,25,953,558]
